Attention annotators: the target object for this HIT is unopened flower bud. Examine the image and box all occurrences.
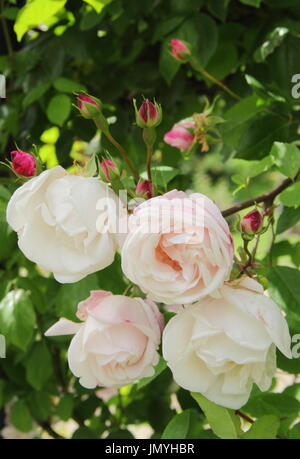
[136,180,153,199]
[241,210,263,235]
[134,99,162,129]
[100,158,119,182]
[11,150,36,177]
[170,39,192,63]
[77,94,101,119]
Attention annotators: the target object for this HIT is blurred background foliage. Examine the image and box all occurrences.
[0,0,300,439]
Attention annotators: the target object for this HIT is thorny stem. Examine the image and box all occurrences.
[235,410,254,424]
[0,0,13,60]
[222,171,300,217]
[105,132,139,184]
[191,59,241,101]
[146,143,153,183]
[38,422,65,439]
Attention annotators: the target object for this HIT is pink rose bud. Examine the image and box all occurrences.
[11,150,36,177]
[136,180,153,199]
[164,120,195,151]
[170,39,192,63]
[77,94,101,119]
[100,158,119,181]
[134,99,162,128]
[241,210,263,234]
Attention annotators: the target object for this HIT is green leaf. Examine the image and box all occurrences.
[239,0,261,6]
[191,393,241,439]
[268,266,300,330]
[280,181,300,207]
[25,341,53,390]
[14,0,67,41]
[106,429,134,439]
[244,393,300,418]
[159,39,180,85]
[254,27,289,63]
[243,415,280,439]
[270,142,300,178]
[10,400,33,433]
[46,94,71,126]
[277,206,300,234]
[56,394,74,421]
[245,74,285,102]
[53,77,86,94]
[178,15,218,66]
[152,16,186,43]
[136,356,167,390]
[289,422,300,439]
[236,115,289,160]
[248,155,275,178]
[268,266,300,315]
[28,392,52,421]
[205,41,238,81]
[0,290,36,351]
[55,273,99,321]
[82,0,112,14]
[0,219,17,260]
[207,0,230,22]
[222,94,261,148]
[162,410,191,439]
[277,348,300,374]
[23,82,51,108]
[141,166,179,188]
[72,426,99,439]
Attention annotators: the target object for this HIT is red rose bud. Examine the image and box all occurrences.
[100,158,119,182]
[134,99,162,128]
[11,150,36,177]
[170,39,192,63]
[241,210,263,234]
[136,180,153,199]
[77,94,101,119]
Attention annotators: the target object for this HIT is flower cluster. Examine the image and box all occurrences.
[5,94,291,410]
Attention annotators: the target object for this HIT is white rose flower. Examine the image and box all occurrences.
[6,166,125,283]
[45,291,164,388]
[121,190,233,304]
[163,277,291,409]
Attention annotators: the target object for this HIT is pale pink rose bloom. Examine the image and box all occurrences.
[164,120,195,151]
[163,277,291,410]
[122,190,234,304]
[45,291,164,389]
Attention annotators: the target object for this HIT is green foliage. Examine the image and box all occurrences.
[191,393,242,439]
[242,415,279,439]
[0,290,36,351]
[162,410,191,439]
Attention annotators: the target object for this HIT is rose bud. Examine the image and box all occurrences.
[136,180,153,199]
[170,39,192,63]
[100,158,119,182]
[134,99,162,129]
[241,210,263,235]
[77,94,101,119]
[164,120,195,151]
[10,150,36,177]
